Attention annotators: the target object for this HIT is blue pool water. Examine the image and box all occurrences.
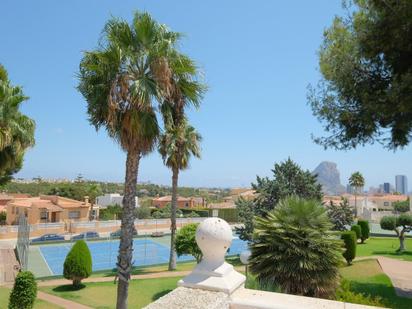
[39,237,248,275]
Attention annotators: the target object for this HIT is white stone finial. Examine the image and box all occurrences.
[178,218,246,294]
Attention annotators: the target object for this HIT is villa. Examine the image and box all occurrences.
[152,195,204,209]
[5,195,92,225]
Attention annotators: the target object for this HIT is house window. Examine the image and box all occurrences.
[69,211,80,219]
[185,203,189,208]
[40,211,48,220]
[383,202,389,206]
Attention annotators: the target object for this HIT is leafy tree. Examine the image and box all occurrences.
[380,215,412,252]
[8,271,37,309]
[63,240,92,287]
[327,197,354,231]
[357,220,370,244]
[235,197,255,241]
[249,197,340,298]
[99,204,123,221]
[175,223,202,263]
[341,231,357,265]
[0,64,35,185]
[308,0,412,150]
[393,199,410,213]
[78,12,182,307]
[349,172,365,217]
[350,224,362,241]
[237,159,323,241]
[159,120,202,271]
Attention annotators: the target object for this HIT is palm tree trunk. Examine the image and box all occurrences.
[168,167,179,271]
[354,193,358,218]
[116,150,140,309]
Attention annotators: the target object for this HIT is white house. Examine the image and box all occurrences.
[96,193,139,208]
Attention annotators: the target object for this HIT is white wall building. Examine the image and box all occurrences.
[96,193,138,208]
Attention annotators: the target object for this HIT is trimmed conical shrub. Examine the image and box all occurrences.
[350,225,362,241]
[341,231,357,265]
[357,220,370,243]
[8,271,37,309]
[63,240,92,287]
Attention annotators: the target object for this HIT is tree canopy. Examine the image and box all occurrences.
[0,64,35,185]
[236,158,323,241]
[308,0,412,150]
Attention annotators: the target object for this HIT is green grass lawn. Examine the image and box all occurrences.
[0,287,63,309]
[39,276,182,309]
[340,259,412,309]
[356,237,412,261]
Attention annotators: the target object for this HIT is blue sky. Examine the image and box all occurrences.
[1,0,411,189]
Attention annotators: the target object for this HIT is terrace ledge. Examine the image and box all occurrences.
[144,217,383,309]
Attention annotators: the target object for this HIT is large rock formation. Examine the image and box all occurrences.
[312,161,345,195]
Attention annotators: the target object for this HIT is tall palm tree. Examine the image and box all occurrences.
[0,64,35,185]
[349,171,365,217]
[77,12,180,309]
[159,119,202,270]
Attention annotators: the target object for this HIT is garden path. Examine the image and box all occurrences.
[378,256,412,298]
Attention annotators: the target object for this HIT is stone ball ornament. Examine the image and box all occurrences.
[178,217,246,294]
[196,217,233,262]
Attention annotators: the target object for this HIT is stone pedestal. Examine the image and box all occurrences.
[178,217,246,294]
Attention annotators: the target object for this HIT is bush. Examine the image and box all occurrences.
[136,207,151,219]
[341,231,357,265]
[63,240,92,287]
[175,223,202,263]
[249,197,341,298]
[357,220,370,243]
[212,208,238,222]
[336,279,383,307]
[186,211,200,218]
[8,271,37,309]
[350,225,362,240]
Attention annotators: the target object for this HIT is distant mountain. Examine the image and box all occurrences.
[313,161,346,195]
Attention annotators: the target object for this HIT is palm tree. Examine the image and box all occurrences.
[159,119,201,270]
[249,197,341,298]
[77,12,180,309]
[349,172,365,217]
[86,183,102,220]
[0,64,35,185]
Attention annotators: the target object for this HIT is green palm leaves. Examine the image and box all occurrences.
[159,120,201,171]
[77,11,205,307]
[349,172,365,192]
[249,197,341,298]
[0,64,35,185]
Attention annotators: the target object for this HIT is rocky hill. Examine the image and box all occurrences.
[312,161,345,195]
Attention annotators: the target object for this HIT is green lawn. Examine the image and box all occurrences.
[40,276,182,309]
[340,259,412,309]
[357,237,412,261]
[0,287,63,309]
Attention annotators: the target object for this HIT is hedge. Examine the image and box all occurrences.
[350,225,362,240]
[8,271,37,309]
[63,240,92,287]
[357,220,370,243]
[341,231,357,265]
[208,208,238,222]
